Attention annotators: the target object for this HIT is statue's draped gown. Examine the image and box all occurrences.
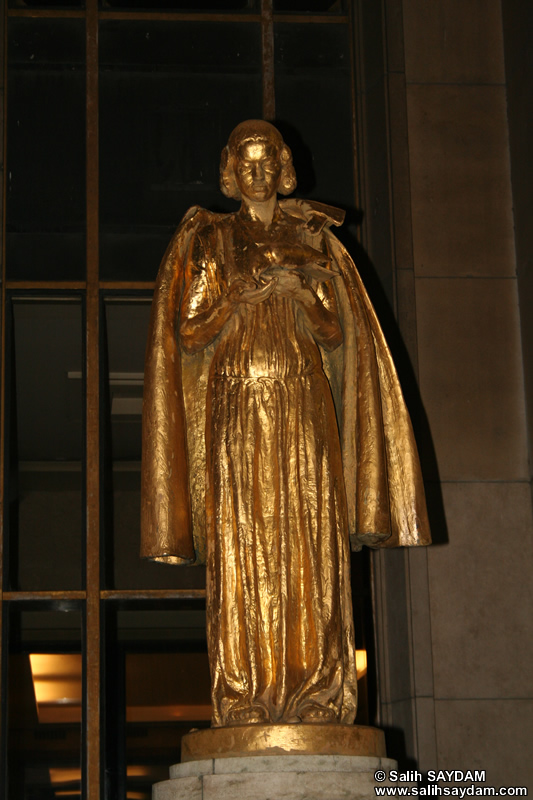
[180,205,358,727]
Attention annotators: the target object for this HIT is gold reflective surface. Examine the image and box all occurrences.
[181,723,386,762]
[141,120,431,729]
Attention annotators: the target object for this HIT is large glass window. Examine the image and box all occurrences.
[0,3,375,797]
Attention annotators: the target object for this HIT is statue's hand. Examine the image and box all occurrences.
[227,278,277,306]
[270,268,316,306]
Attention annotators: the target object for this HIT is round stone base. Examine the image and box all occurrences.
[153,753,398,800]
[181,723,386,762]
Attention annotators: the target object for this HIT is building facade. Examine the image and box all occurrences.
[0,0,531,797]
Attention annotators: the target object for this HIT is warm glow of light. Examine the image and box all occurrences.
[126,704,212,722]
[49,767,81,785]
[31,653,212,724]
[51,766,154,792]
[30,654,82,723]
[126,765,155,778]
[356,649,367,679]
[126,793,150,799]
[55,792,81,797]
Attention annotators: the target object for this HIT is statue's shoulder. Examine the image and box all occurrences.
[279,198,345,234]
[177,205,224,232]
[176,205,234,243]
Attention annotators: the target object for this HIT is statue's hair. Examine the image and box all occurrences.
[220,119,297,200]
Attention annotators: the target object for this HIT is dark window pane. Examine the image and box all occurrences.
[6,605,83,800]
[6,20,86,280]
[102,297,206,589]
[9,0,84,7]
[274,23,355,210]
[100,20,261,69]
[99,21,261,280]
[101,0,255,8]
[6,298,84,591]
[273,0,344,11]
[103,603,209,797]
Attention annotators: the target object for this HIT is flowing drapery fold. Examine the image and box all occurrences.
[141,200,430,567]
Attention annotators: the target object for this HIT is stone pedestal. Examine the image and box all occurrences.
[153,753,397,800]
[153,725,397,799]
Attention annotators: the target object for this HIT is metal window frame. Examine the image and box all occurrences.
[0,2,360,797]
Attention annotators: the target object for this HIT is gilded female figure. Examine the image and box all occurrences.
[141,120,430,729]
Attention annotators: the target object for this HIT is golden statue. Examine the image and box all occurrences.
[141,120,430,730]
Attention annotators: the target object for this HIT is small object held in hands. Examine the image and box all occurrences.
[264,263,338,282]
[238,278,277,305]
[257,242,339,282]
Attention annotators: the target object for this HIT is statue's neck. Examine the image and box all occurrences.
[239,195,278,228]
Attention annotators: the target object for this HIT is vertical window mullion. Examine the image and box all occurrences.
[261,0,275,120]
[0,0,8,792]
[85,1,101,799]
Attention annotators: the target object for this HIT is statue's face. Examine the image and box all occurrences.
[234,138,282,202]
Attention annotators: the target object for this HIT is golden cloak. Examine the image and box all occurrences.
[140,199,430,566]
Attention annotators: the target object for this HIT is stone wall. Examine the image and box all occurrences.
[501,0,533,489]
[368,0,533,787]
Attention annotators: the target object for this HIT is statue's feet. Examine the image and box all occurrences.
[298,705,337,724]
[227,706,267,726]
